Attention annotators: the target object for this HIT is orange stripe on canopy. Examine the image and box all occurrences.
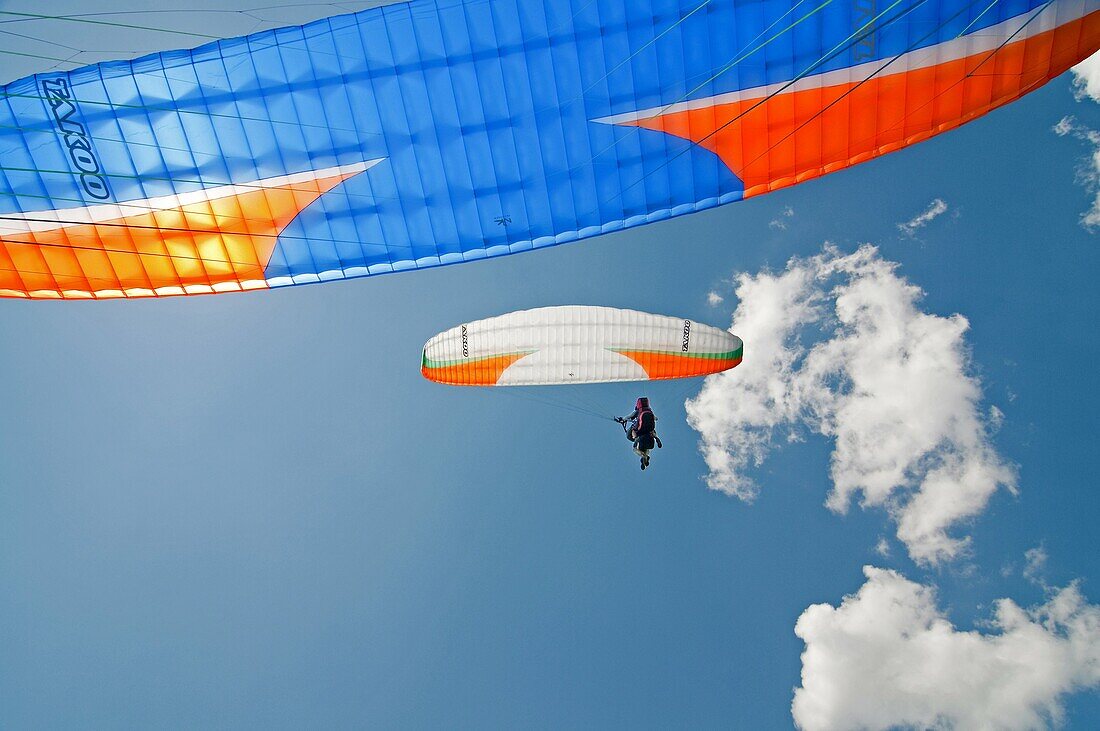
[623,12,1100,198]
[421,353,533,386]
[0,163,370,299]
[614,350,743,380]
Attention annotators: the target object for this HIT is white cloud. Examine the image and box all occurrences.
[1058,54,1100,230]
[686,245,1015,564]
[874,537,891,558]
[770,205,795,230]
[989,405,1005,431]
[793,566,1100,731]
[1053,115,1100,229]
[1071,51,1100,103]
[1066,125,1100,230]
[707,290,724,306]
[898,198,948,237]
[1025,545,1049,586]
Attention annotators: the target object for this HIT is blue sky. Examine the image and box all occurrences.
[1,2,1098,728]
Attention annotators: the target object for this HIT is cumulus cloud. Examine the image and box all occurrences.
[1071,51,1100,103]
[770,205,795,230]
[792,566,1100,731]
[897,198,948,237]
[686,245,1015,564]
[707,290,724,306]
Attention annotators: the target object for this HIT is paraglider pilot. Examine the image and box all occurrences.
[616,397,662,470]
